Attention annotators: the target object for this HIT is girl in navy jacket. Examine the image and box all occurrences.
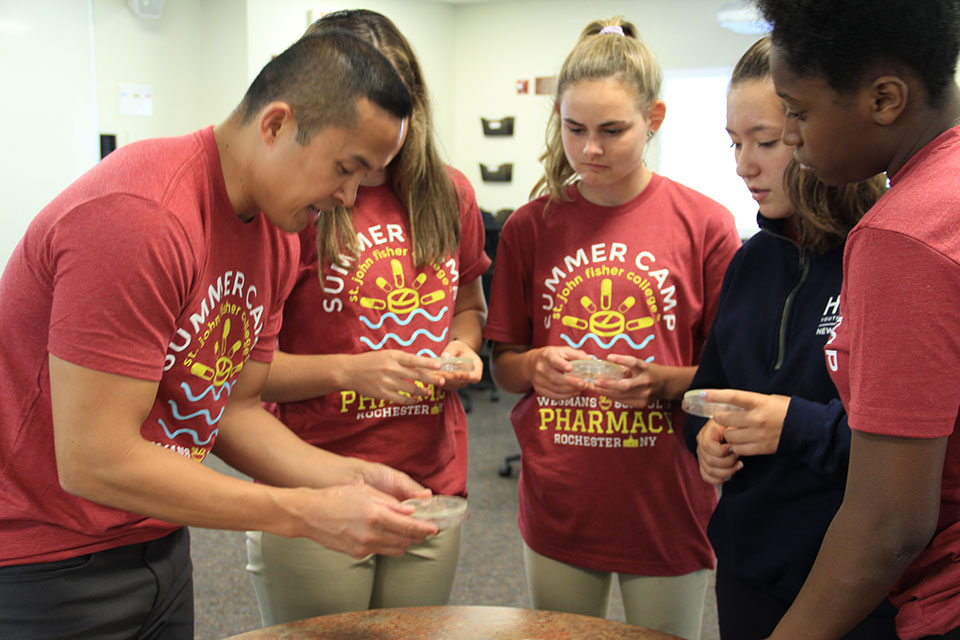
[682,37,891,640]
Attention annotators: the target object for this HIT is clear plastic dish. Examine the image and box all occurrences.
[567,358,627,383]
[402,495,469,530]
[437,356,473,372]
[682,389,746,418]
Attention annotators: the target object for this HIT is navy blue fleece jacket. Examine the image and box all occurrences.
[683,214,894,614]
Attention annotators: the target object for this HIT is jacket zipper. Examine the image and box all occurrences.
[774,245,809,371]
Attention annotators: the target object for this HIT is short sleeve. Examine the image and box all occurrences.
[699,208,741,343]
[844,228,960,437]
[47,196,194,381]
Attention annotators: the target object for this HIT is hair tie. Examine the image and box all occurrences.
[599,25,625,36]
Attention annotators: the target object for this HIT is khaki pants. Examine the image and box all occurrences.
[246,527,462,626]
[523,541,709,640]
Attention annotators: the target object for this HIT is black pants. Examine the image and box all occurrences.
[922,628,960,639]
[715,562,898,640]
[0,528,193,639]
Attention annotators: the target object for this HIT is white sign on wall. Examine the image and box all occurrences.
[118,83,154,117]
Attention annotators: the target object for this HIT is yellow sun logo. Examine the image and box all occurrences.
[190,317,244,387]
[560,278,654,336]
[359,259,445,315]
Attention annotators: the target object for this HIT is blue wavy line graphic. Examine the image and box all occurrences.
[417,348,440,358]
[360,327,449,350]
[563,352,657,364]
[158,418,219,446]
[359,306,449,329]
[181,380,234,402]
[560,333,656,350]
[167,399,225,426]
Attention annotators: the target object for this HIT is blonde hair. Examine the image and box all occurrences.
[730,37,887,251]
[531,16,662,205]
[304,10,459,269]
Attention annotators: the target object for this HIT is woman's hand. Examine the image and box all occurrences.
[591,355,666,407]
[435,339,483,391]
[527,345,592,400]
[347,349,445,405]
[592,354,696,407]
[695,419,743,485]
[699,389,791,457]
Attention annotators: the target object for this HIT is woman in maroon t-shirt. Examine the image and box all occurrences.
[244,10,490,627]
[485,16,740,640]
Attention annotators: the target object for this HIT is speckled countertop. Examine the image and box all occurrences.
[225,605,683,639]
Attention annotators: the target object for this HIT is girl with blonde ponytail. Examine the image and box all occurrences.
[484,16,740,639]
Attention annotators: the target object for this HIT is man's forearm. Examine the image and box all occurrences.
[60,433,318,539]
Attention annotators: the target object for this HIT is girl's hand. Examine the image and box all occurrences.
[592,354,668,407]
[436,339,483,391]
[528,346,592,399]
[698,389,790,457]
[347,350,445,405]
[696,419,743,485]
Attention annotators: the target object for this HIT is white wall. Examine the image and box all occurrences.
[93,0,248,147]
[0,0,249,270]
[244,0,458,162]
[659,67,760,237]
[0,0,98,269]
[449,0,762,220]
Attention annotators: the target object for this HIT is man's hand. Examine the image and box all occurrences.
[286,483,438,558]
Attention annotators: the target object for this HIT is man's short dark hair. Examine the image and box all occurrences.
[238,30,412,143]
[755,0,960,106]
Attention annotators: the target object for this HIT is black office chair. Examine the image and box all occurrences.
[460,209,503,413]
[499,452,520,477]
[478,209,521,477]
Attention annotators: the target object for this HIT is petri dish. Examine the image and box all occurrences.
[567,358,627,383]
[436,356,473,372]
[682,389,745,418]
[402,495,469,530]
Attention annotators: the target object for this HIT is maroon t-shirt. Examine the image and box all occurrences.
[274,168,490,496]
[0,127,298,566]
[485,175,740,575]
[827,126,960,639]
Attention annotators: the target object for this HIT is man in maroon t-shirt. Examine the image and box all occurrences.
[0,32,438,638]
